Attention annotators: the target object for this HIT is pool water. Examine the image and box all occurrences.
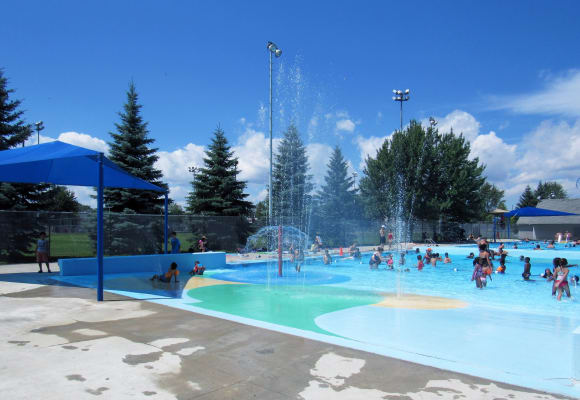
[54,245,580,397]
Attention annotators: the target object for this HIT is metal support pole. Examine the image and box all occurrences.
[164,193,169,254]
[97,153,104,301]
[278,225,283,277]
[400,100,403,131]
[269,51,273,226]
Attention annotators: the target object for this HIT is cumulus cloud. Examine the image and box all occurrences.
[57,132,109,153]
[493,70,580,117]
[433,110,480,141]
[470,131,517,182]
[232,128,281,184]
[336,119,356,132]
[511,120,580,193]
[306,143,333,186]
[155,143,205,184]
[355,134,390,169]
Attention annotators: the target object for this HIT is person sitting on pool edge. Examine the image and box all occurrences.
[189,260,205,276]
[151,262,179,283]
[369,250,382,269]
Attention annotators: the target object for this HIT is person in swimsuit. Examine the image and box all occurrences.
[36,232,51,273]
[379,226,386,245]
[369,251,382,269]
[399,252,406,266]
[555,258,571,301]
[323,249,332,265]
[542,268,553,279]
[295,248,305,272]
[416,255,424,271]
[444,253,452,263]
[387,231,394,249]
[472,258,485,288]
[496,252,507,273]
[522,257,531,280]
[189,260,205,276]
[151,262,180,283]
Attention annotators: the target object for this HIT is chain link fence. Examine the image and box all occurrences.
[0,210,518,263]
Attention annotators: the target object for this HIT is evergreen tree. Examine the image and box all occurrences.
[517,185,538,208]
[535,181,567,201]
[43,186,81,212]
[314,146,357,246]
[478,182,506,220]
[0,69,49,261]
[271,125,313,229]
[254,198,268,220]
[186,127,252,216]
[105,82,166,214]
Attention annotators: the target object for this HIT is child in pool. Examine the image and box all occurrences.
[151,262,180,283]
[443,253,452,263]
[386,253,394,269]
[522,257,531,280]
[399,252,406,265]
[416,255,424,271]
[471,258,486,288]
[323,249,332,265]
[189,260,205,276]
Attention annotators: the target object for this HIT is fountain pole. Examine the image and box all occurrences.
[278,225,283,276]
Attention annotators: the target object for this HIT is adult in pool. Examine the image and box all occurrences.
[369,251,382,269]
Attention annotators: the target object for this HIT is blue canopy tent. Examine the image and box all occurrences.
[503,207,578,239]
[0,141,169,301]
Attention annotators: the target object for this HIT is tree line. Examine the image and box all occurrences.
[0,67,569,256]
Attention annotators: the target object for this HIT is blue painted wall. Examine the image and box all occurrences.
[59,252,226,276]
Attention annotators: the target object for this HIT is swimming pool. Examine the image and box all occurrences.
[54,245,580,397]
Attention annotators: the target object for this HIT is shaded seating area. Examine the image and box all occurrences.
[0,141,169,300]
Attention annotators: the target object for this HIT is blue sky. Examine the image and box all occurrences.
[3,0,580,208]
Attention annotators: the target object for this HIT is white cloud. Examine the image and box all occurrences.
[232,128,281,184]
[306,143,333,186]
[494,70,580,117]
[433,110,480,141]
[57,132,109,153]
[336,119,356,133]
[470,131,517,182]
[155,143,205,184]
[23,131,108,154]
[355,134,390,169]
[512,120,580,191]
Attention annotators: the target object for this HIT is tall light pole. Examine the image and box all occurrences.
[267,41,282,225]
[392,89,410,131]
[429,116,437,130]
[34,121,44,145]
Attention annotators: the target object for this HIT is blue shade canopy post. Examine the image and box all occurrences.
[0,141,167,301]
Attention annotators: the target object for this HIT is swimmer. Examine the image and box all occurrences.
[519,255,525,262]
[387,253,394,269]
[399,252,406,266]
[151,262,180,283]
[533,244,541,250]
[369,251,382,269]
[443,253,452,263]
[323,249,332,265]
[522,257,531,280]
[471,257,486,288]
[295,248,304,272]
[189,260,205,276]
[467,252,474,259]
[555,258,571,301]
[541,268,553,279]
[416,255,424,271]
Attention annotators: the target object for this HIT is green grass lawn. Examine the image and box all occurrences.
[49,232,94,258]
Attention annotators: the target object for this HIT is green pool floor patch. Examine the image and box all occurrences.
[186,284,383,336]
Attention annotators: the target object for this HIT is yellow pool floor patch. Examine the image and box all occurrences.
[374,293,467,309]
[184,276,247,291]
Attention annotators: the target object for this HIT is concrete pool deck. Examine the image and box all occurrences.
[0,262,574,399]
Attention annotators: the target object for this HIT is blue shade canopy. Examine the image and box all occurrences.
[0,141,165,192]
[504,207,577,218]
